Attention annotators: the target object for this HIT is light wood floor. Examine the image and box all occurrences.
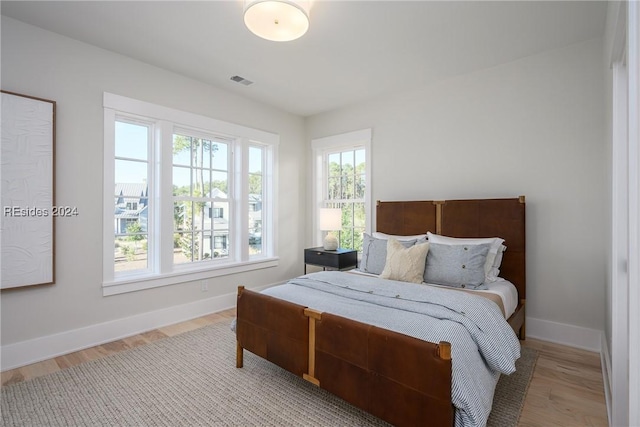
[1,309,608,427]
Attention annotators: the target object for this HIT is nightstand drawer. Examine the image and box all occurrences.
[304,247,358,270]
[305,249,341,268]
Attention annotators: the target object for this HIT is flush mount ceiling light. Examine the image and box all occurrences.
[244,0,310,42]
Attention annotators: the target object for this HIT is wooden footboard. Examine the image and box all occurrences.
[236,286,455,427]
[235,286,309,376]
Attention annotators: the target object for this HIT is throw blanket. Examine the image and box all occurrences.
[261,271,521,427]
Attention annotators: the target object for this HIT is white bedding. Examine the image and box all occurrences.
[428,278,519,318]
[352,269,519,319]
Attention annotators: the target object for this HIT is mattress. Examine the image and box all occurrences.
[351,269,519,319]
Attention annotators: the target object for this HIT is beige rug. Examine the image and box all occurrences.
[1,321,537,426]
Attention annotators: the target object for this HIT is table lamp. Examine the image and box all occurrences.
[319,208,341,250]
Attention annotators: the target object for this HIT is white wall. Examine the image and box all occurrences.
[0,17,306,349]
[306,38,606,341]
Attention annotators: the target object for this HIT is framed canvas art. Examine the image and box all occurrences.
[1,90,56,289]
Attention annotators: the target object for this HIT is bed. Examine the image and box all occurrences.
[235,197,526,427]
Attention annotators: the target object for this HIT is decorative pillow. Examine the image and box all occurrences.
[360,233,417,275]
[423,242,491,289]
[380,239,430,284]
[427,232,505,281]
[372,232,428,242]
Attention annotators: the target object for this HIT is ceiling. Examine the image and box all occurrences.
[1,1,607,117]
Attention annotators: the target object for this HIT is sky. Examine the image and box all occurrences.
[114,121,262,190]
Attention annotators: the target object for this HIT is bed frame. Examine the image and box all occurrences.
[236,197,526,427]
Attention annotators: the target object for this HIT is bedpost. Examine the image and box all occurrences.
[437,341,452,361]
[236,286,245,368]
[303,308,322,386]
[236,342,243,368]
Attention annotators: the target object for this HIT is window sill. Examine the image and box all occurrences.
[102,257,279,296]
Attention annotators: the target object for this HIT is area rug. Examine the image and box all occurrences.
[1,321,538,426]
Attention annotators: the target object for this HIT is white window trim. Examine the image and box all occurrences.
[103,93,278,296]
[311,129,372,247]
[608,2,640,425]
[627,1,640,424]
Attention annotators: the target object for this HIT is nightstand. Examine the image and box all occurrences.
[304,247,358,274]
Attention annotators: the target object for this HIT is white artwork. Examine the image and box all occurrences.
[1,91,55,288]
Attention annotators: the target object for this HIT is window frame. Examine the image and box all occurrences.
[103,93,278,296]
[311,129,372,251]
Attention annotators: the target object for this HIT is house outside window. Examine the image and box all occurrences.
[103,93,278,296]
[312,129,371,252]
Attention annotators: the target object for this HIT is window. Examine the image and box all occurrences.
[211,207,224,218]
[103,93,278,295]
[312,129,371,252]
[172,132,230,264]
[248,146,264,255]
[113,120,151,273]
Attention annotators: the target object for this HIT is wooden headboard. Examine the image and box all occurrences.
[376,196,526,300]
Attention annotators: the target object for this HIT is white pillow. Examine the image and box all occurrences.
[426,232,505,282]
[380,238,430,284]
[372,232,428,242]
[487,245,507,280]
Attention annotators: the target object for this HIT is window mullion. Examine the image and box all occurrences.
[158,121,174,274]
[103,108,116,283]
[264,145,275,257]
[234,139,249,261]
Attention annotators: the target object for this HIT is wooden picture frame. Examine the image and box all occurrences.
[1,90,56,289]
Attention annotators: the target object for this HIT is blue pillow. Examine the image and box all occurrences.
[360,233,416,275]
[423,243,490,289]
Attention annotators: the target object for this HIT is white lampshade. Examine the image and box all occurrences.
[319,208,341,231]
[319,208,341,251]
[244,0,310,42]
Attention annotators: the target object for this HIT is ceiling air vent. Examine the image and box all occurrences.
[230,75,254,86]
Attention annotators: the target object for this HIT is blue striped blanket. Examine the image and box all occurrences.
[261,271,521,427]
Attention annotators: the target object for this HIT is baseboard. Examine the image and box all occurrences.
[601,333,613,427]
[1,283,278,372]
[526,316,603,352]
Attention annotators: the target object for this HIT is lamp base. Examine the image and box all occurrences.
[323,234,339,251]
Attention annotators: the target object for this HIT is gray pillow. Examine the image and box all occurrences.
[360,233,416,275]
[423,243,491,289]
